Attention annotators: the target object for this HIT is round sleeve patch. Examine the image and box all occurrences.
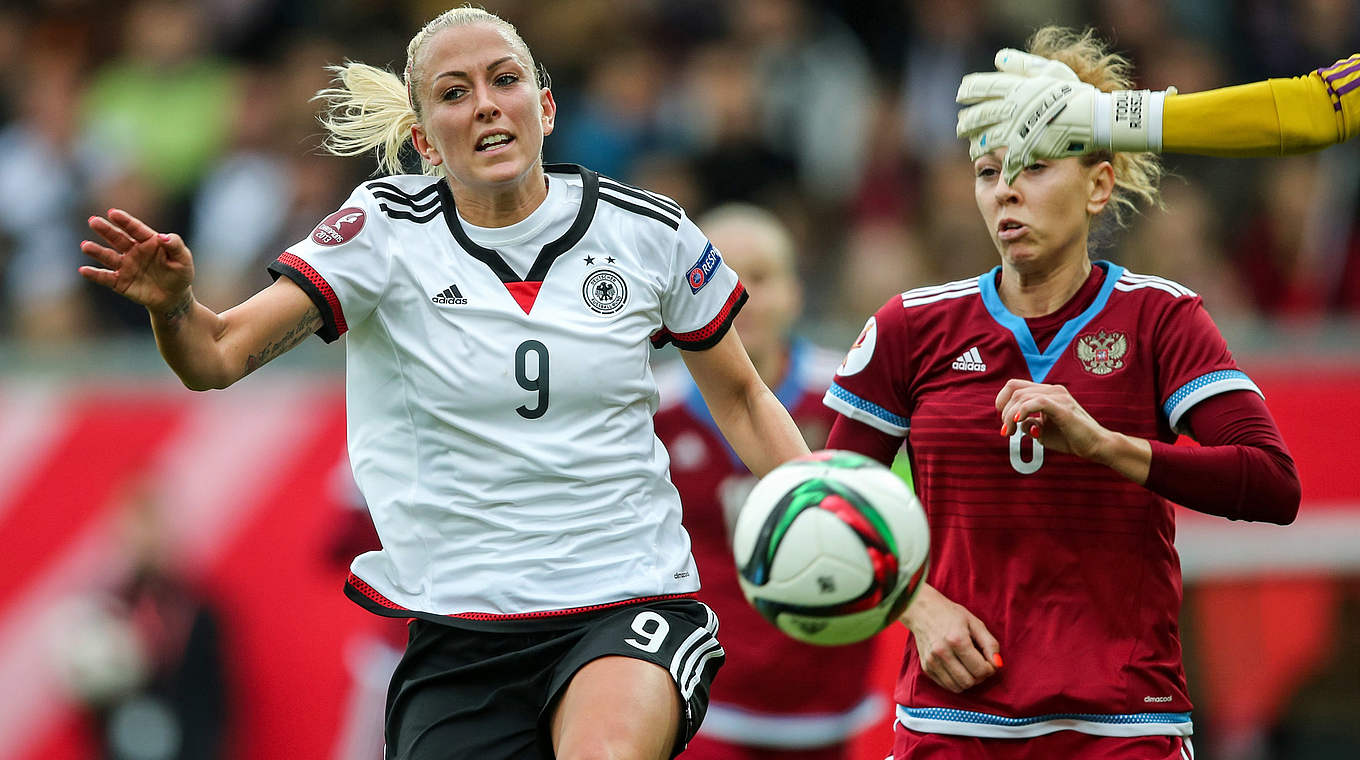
[312,207,367,246]
[836,316,877,376]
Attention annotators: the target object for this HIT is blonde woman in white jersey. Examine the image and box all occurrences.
[78,8,809,760]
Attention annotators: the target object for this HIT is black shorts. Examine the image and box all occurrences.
[384,598,724,760]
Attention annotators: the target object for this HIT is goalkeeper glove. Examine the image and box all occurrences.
[956,49,1174,183]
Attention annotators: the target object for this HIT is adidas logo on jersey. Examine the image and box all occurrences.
[431,284,467,305]
[951,347,987,372]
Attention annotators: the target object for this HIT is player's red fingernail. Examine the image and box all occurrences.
[1013,412,1021,422]
[1000,424,1008,436]
[992,653,1004,668]
[158,233,170,242]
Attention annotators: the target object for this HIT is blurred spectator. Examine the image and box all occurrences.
[187,37,354,311]
[549,43,669,179]
[1241,0,1360,77]
[734,0,876,203]
[830,219,933,331]
[898,0,995,161]
[1232,156,1331,316]
[1118,181,1254,321]
[185,67,294,312]
[80,0,243,211]
[913,154,996,283]
[630,152,706,218]
[51,494,228,760]
[849,89,917,225]
[1138,34,1231,94]
[663,41,801,213]
[0,45,98,344]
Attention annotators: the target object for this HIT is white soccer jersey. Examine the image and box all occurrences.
[269,164,747,623]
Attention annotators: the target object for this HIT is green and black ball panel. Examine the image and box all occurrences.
[739,468,900,620]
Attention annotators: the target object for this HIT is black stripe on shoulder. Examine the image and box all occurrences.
[598,192,680,230]
[372,190,441,212]
[379,204,441,223]
[366,180,440,203]
[597,177,682,218]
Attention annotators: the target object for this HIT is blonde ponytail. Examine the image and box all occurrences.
[315,62,425,177]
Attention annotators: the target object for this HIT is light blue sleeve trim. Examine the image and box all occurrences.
[1163,370,1263,434]
[897,705,1193,739]
[823,382,909,437]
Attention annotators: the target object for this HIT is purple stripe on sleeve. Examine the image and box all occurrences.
[1336,77,1360,97]
[1319,59,1360,83]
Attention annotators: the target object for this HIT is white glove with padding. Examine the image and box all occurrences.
[956,49,1172,182]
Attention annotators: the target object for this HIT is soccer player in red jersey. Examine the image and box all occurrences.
[654,204,882,760]
[823,27,1300,760]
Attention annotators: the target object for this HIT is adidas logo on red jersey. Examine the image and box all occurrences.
[951,347,987,372]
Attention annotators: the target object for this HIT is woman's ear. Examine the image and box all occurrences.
[540,87,557,137]
[1086,160,1115,215]
[411,123,443,166]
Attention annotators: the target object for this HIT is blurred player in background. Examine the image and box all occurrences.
[321,453,404,760]
[955,49,1359,183]
[654,204,882,760]
[822,27,1301,760]
[77,7,811,760]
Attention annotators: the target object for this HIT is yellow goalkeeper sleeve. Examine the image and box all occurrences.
[1162,54,1359,156]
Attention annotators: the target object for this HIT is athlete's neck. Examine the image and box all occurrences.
[998,253,1093,318]
[446,169,549,228]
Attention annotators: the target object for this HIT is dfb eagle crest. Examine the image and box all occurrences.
[1076,330,1127,375]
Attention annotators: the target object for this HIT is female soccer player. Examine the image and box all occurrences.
[822,27,1301,760]
[77,8,809,760]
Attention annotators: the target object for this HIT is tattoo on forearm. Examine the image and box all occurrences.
[244,309,323,376]
[161,293,195,325]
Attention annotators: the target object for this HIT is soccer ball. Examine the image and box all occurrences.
[732,450,929,646]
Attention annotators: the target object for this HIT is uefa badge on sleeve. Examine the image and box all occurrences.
[686,242,722,294]
[582,269,628,316]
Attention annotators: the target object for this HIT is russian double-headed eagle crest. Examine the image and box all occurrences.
[1076,330,1127,375]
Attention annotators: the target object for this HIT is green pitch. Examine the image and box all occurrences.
[890,451,914,490]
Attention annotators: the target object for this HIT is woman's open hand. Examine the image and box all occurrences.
[79,208,196,316]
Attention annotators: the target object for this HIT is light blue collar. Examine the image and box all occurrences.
[977,261,1123,382]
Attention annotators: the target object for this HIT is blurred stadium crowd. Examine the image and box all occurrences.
[1,0,1359,349]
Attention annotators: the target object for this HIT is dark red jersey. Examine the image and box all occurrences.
[654,340,882,748]
[824,262,1260,740]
